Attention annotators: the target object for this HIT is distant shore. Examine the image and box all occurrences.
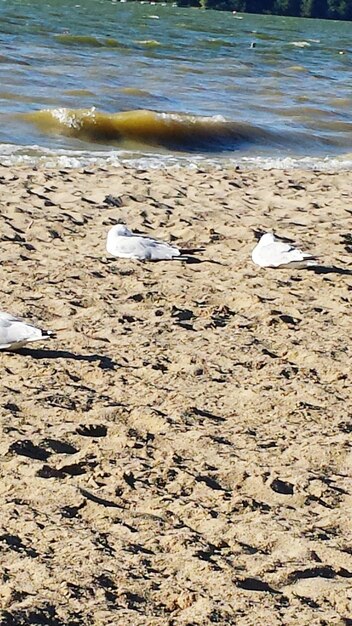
[137,0,352,21]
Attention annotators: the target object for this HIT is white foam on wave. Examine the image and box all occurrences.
[50,106,97,129]
[290,41,311,48]
[0,143,351,172]
[235,154,352,171]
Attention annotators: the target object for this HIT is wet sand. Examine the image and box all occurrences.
[0,163,351,625]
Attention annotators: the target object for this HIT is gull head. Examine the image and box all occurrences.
[258,232,275,246]
[109,224,133,237]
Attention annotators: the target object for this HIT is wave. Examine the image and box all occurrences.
[199,38,237,48]
[22,107,281,152]
[0,143,351,172]
[119,88,155,97]
[290,41,311,48]
[135,39,162,48]
[54,34,129,49]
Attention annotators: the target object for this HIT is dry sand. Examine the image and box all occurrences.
[0,163,351,626]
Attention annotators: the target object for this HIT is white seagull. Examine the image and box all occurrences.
[251,232,317,268]
[0,311,54,351]
[106,224,181,261]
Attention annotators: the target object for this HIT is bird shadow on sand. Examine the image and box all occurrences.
[141,248,224,265]
[179,247,224,265]
[179,255,224,266]
[306,265,352,276]
[103,251,225,266]
[14,347,117,369]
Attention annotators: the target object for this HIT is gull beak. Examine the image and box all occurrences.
[253,229,265,241]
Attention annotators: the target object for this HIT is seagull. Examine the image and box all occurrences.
[106,224,181,261]
[251,232,317,268]
[0,311,54,351]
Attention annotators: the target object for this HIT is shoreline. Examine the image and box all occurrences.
[1,148,352,172]
[0,162,351,625]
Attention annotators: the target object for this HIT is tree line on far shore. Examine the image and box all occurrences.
[176,0,352,20]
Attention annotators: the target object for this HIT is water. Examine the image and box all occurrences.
[0,0,351,168]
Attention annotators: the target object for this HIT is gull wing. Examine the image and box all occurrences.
[273,242,315,267]
[142,237,181,260]
[109,235,180,260]
[0,312,52,350]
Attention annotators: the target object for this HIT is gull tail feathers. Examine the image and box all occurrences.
[41,329,56,339]
[281,255,319,269]
[179,247,206,255]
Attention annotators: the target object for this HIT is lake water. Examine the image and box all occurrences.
[0,0,351,168]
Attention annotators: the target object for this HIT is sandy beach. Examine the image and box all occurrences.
[0,163,351,625]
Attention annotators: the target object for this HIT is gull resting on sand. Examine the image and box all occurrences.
[106,224,181,261]
[0,311,54,351]
[252,232,317,268]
